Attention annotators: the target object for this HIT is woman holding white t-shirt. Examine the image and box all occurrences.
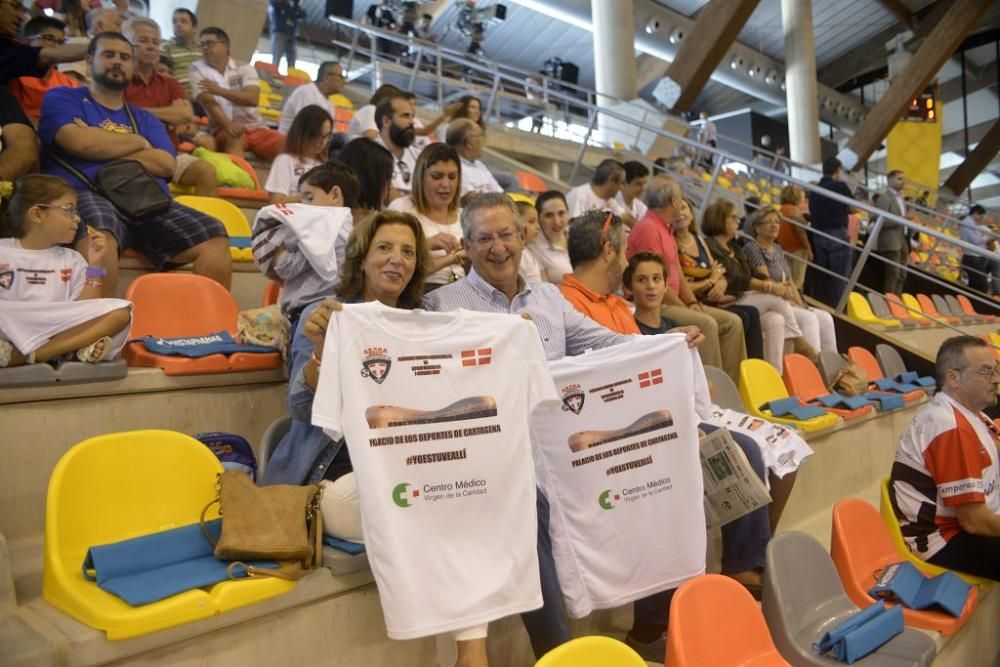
[530,190,573,284]
[265,105,333,204]
[388,144,466,291]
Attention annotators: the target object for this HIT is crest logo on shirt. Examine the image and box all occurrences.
[361,346,392,384]
[0,270,12,290]
[392,482,417,508]
[561,384,585,414]
[60,268,72,282]
[598,489,619,510]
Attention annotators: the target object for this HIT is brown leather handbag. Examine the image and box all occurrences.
[200,470,323,580]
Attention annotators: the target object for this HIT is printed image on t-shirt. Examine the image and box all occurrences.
[567,409,674,452]
[365,396,498,428]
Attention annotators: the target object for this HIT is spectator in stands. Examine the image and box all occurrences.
[60,0,89,39]
[278,60,345,135]
[39,31,231,296]
[268,0,305,71]
[889,335,1000,580]
[702,198,816,371]
[161,8,199,95]
[744,207,837,355]
[156,54,173,77]
[515,198,545,284]
[191,27,285,160]
[674,196,764,362]
[615,160,648,222]
[424,195,704,661]
[338,136,393,219]
[253,162,358,323]
[565,158,634,226]
[345,83,401,141]
[916,190,930,208]
[123,17,217,196]
[375,94,419,200]
[959,204,991,294]
[0,174,131,368]
[400,90,459,152]
[628,175,747,382]
[449,94,484,132]
[873,169,910,295]
[0,87,37,183]
[8,16,79,126]
[696,111,716,170]
[0,0,86,83]
[265,104,332,203]
[530,189,571,284]
[806,157,854,307]
[87,8,121,36]
[387,143,465,290]
[446,118,500,203]
[777,185,811,291]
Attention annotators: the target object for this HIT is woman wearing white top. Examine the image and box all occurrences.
[265,105,332,204]
[387,144,465,290]
[530,190,573,284]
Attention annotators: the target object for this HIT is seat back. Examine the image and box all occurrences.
[704,365,744,412]
[762,531,853,635]
[175,195,253,237]
[782,353,829,402]
[739,358,790,411]
[126,273,240,339]
[257,415,292,477]
[957,293,980,316]
[848,346,885,381]
[515,170,547,195]
[332,105,354,133]
[875,344,907,380]
[901,293,925,315]
[831,499,900,604]
[262,280,281,307]
[818,350,846,387]
[916,293,941,317]
[537,635,647,667]
[846,292,879,323]
[867,292,894,319]
[943,294,965,317]
[932,294,957,317]
[887,292,928,322]
[286,66,310,82]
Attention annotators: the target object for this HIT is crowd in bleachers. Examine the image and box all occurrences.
[4,3,1000,666]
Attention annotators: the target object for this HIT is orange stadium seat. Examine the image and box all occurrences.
[831,498,977,636]
[215,154,270,203]
[957,293,998,321]
[515,171,547,195]
[916,293,960,325]
[333,106,354,134]
[263,280,281,307]
[847,347,924,403]
[124,274,281,375]
[666,574,789,667]
[782,354,873,421]
[885,293,933,327]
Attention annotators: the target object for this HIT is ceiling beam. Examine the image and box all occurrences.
[660,0,761,112]
[942,120,1000,195]
[636,53,670,92]
[840,0,993,170]
[941,119,997,154]
[878,0,914,26]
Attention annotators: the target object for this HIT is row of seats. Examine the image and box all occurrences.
[848,291,997,329]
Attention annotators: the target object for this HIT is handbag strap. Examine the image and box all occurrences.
[227,561,312,581]
[199,497,221,548]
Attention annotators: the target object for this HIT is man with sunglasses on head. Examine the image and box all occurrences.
[8,15,79,125]
[374,94,418,201]
[889,335,1000,581]
[0,0,86,84]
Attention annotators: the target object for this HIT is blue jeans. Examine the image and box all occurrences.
[271,31,296,69]
[520,489,570,658]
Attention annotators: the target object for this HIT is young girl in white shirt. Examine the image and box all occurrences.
[265,104,333,203]
[0,175,131,368]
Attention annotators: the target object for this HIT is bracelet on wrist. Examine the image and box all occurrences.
[86,266,108,278]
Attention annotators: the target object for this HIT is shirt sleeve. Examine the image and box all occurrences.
[187,63,206,99]
[742,241,767,273]
[37,86,81,147]
[0,86,30,127]
[68,249,87,299]
[165,75,188,101]
[0,43,44,83]
[924,418,990,507]
[311,306,346,439]
[239,62,260,90]
[135,106,176,156]
[264,153,295,195]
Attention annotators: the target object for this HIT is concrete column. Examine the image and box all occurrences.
[780,0,821,170]
[591,0,637,103]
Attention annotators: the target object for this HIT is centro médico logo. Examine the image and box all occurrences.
[598,489,620,510]
[392,482,419,507]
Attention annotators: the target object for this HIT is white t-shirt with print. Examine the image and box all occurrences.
[460,157,502,197]
[566,183,628,219]
[529,334,707,618]
[311,302,556,639]
[387,196,465,285]
[264,154,322,197]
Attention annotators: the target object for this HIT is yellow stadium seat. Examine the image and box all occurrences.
[770,186,781,197]
[745,181,759,193]
[846,292,901,327]
[701,172,712,182]
[537,635,647,667]
[718,176,732,188]
[760,194,772,204]
[175,195,254,262]
[901,293,927,318]
[879,478,991,588]
[286,66,310,82]
[329,93,354,110]
[739,359,840,433]
[43,430,295,640]
[506,192,535,205]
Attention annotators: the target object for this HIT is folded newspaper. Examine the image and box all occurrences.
[701,428,771,528]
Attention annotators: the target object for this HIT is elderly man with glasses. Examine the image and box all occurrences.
[278,61,346,135]
[889,335,1000,581]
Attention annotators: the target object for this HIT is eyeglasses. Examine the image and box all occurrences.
[471,230,518,248]
[32,33,66,46]
[134,37,162,47]
[199,39,223,48]
[37,203,80,219]
[965,365,1000,378]
[396,159,411,185]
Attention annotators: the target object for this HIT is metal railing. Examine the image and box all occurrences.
[326,15,1000,318]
